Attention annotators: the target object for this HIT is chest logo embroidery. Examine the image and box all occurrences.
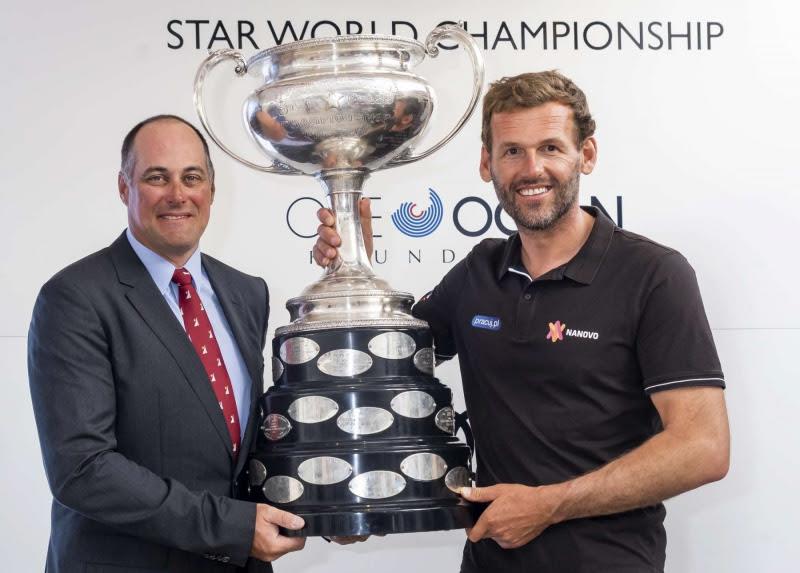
[471,315,501,331]
[546,321,566,342]
[546,320,599,342]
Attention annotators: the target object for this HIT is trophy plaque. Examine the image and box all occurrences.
[194,24,484,536]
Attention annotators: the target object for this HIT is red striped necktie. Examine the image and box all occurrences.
[171,268,241,458]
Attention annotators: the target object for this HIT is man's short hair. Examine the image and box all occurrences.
[120,114,215,183]
[481,70,596,150]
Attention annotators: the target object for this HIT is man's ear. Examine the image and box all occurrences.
[118,172,130,206]
[479,145,492,182]
[580,136,598,175]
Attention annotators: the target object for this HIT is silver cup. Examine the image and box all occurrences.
[194,25,484,536]
[194,24,483,334]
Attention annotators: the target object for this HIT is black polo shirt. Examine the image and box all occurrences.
[413,206,724,572]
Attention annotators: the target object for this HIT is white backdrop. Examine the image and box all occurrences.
[2,0,798,571]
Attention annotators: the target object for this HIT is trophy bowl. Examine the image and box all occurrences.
[243,36,434,175]
[194,24,484,536]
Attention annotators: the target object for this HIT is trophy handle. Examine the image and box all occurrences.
[387,24,485,167]
[194,49,301,174]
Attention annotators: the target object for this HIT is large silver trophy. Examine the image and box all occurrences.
[194,24,484,536]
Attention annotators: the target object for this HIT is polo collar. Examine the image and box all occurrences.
[496,206,616,285]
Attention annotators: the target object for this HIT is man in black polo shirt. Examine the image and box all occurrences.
[314,71,730,572]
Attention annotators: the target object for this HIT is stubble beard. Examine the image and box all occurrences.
[492,164,582,232]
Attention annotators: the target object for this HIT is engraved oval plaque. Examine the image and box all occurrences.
[317,349,373,377]
[248,459,268,487]
[413,347,434,375]
[400,452,448,481]
[263,475,304,503]
[348,470,406,499]
[297,456,353,485]
[444,466,471,493]
[288,396,339,424]
[262,413,292,441]
[390,390,436,419]
[435,407,456,434]
[368,331,416,359]
[279,337,320,365]
[271,356,284,382]
[337,407,394,435]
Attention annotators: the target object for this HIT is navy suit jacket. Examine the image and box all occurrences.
[29,233,272,572]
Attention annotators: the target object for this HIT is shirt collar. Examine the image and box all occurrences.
[496,205,616,285]
[126,228,203,294]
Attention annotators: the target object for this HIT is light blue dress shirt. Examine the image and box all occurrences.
[126,229,252,435]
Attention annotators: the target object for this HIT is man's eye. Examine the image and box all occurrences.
[543,144,559,153]
[184,174,203,184]
[504,147,521,156]
[146,174,166,183]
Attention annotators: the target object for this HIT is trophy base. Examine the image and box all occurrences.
[281,501,482,537]
[252,323,480,538]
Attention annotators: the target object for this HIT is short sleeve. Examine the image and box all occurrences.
[636,252,725,394]
[412,258,470,363]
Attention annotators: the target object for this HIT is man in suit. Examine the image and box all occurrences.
[28,115,306,572]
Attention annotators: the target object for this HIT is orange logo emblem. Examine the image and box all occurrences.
[546,321,566,342]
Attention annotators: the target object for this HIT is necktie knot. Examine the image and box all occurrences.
[172,268,193,287]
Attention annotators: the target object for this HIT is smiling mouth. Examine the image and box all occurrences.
[158,214,192,220]
[516,185,552,197]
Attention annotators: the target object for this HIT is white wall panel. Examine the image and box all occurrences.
[2,0,798,570]
[665,330,800,572]
[0,338,52,572]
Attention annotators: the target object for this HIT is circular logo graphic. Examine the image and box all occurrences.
[391,188,444,237]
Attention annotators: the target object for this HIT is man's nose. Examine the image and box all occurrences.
[164,181,187,203]
[522,153,544,178]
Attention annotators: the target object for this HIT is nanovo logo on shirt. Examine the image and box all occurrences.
[471,314,501,331]
[546,320,599,342]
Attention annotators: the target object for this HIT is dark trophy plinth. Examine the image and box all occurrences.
[194,24,484,536]
[246,326,474,536]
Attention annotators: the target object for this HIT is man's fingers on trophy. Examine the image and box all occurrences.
[312,243,333,267]
[263,504,305,531]
[262,535,306,562]
[467,514,490,543]
[314,227,341,268]
[359,197,374,259]
[460,485,500,502]
[252,505,305,561]
[277,535,306,554]
[317,225,341,249]
[316,207,335,226]
[358,197,372,221]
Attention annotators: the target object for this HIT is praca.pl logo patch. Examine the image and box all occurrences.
[391,188,444,237]
[472,315,501,331]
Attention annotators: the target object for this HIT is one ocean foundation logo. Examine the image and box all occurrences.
[391,188,444,237]
[471,315,501,331]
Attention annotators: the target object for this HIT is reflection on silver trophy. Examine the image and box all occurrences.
[194,24,484,536]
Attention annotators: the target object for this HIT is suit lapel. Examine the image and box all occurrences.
[202,255,265,475]
[109,234,233,458]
